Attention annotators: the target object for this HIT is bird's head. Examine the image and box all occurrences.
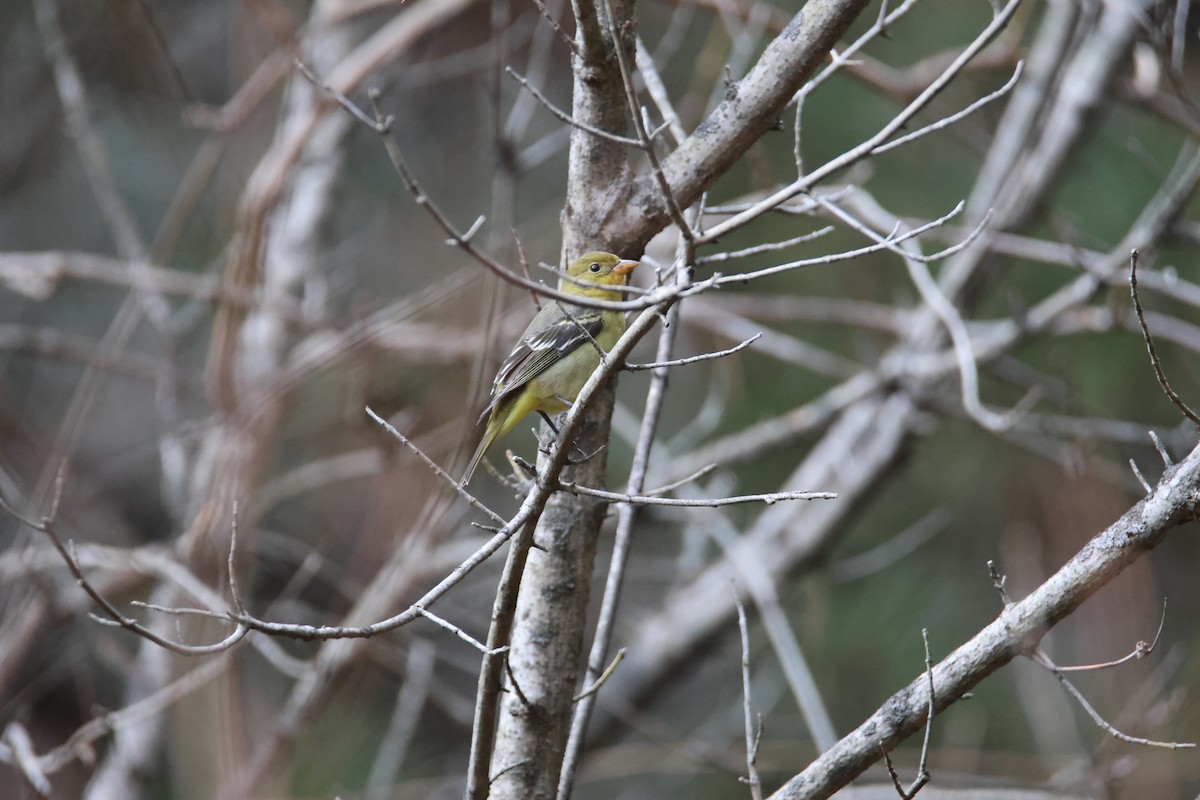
[564,253,633,284]
[562,251,638,296]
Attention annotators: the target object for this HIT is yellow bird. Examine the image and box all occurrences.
[461,251,638,485]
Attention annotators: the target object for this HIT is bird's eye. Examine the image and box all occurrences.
[589,262,601,273]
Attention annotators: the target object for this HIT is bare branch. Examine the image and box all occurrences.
[698,0,1024,246]
[1130,458,1153,494]
[881,629,934,800]
[697,226,837,264]
[872,60,1024,155]
[703,498,839,751]
[506,67,641,146]
[817,191,1041,432]
[560,299,685,800]
[604,0,879,249]
[1149,432,1174,468]
[294,57,385,131]
[531,0,577,53]
[769,440,1200,799]
[1054,597,1168,672]
[1130,249,1200,425]
[709,201,967,284]
[571,648,626,702]
[299,69,671,312]
[555,481,836,507]
[415,607,509,656]
[365,406,505,525]
[3,722,52,797]
[466,516,538,799]
[642,464,718,497]
[735,596,764,800]
[1032,650,1195,750]
[0,493,247,657]
[625,333,760,370]
[601,0,696,248]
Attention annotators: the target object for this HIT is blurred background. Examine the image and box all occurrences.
[1,0,1199,797]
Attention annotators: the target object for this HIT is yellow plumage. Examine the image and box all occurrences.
[461,252,638,485]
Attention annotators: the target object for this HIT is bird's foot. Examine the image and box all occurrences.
[537,411,562,436]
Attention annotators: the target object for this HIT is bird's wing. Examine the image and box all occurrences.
[481,304,604,419]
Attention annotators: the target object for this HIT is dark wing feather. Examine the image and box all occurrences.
[481,306,604,418]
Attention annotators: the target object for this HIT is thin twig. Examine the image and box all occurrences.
[734,595,764,800]
[797,0,923,104]
[128,601,227,621]
[873,61,1024,155]
[601,0,696,251]
[1130,249,1200,425]
[1032,650,1195,750]
[512,228,542,311]
[3,722,52,797]
[915,629,935,791]
[1149,430,1174,467]
[506,67,640,146]
[490,758,533,786]
[1129,458,1153,494]
[642,464,718,497]
[466,514,538,799]
[710,203,967,285]
[297,70,671,312]
[698,226,837,264]
[626,333,760,370]
[556,481,836,506]
[415,607,509,656]
[294,58,384,131]
[818,192,1027,431]
[1055,598,1168,672]
[988,560,1014,607]
[530,0,578,52]
[880,629,933,799]
[0,494,247,656]
[572,648,626,701]
[503,654,533,709]
[228,502,247,614]
[365,406,505,525]
[702,0,1023,245]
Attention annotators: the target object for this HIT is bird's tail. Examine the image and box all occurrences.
[460,393,534,487]
[460,424,499,487]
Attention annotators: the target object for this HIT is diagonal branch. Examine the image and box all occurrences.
[768,439,1200,799]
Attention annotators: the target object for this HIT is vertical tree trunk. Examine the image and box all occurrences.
[488,1,635,797]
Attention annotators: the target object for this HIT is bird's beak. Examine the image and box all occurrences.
[613,259,638,275]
